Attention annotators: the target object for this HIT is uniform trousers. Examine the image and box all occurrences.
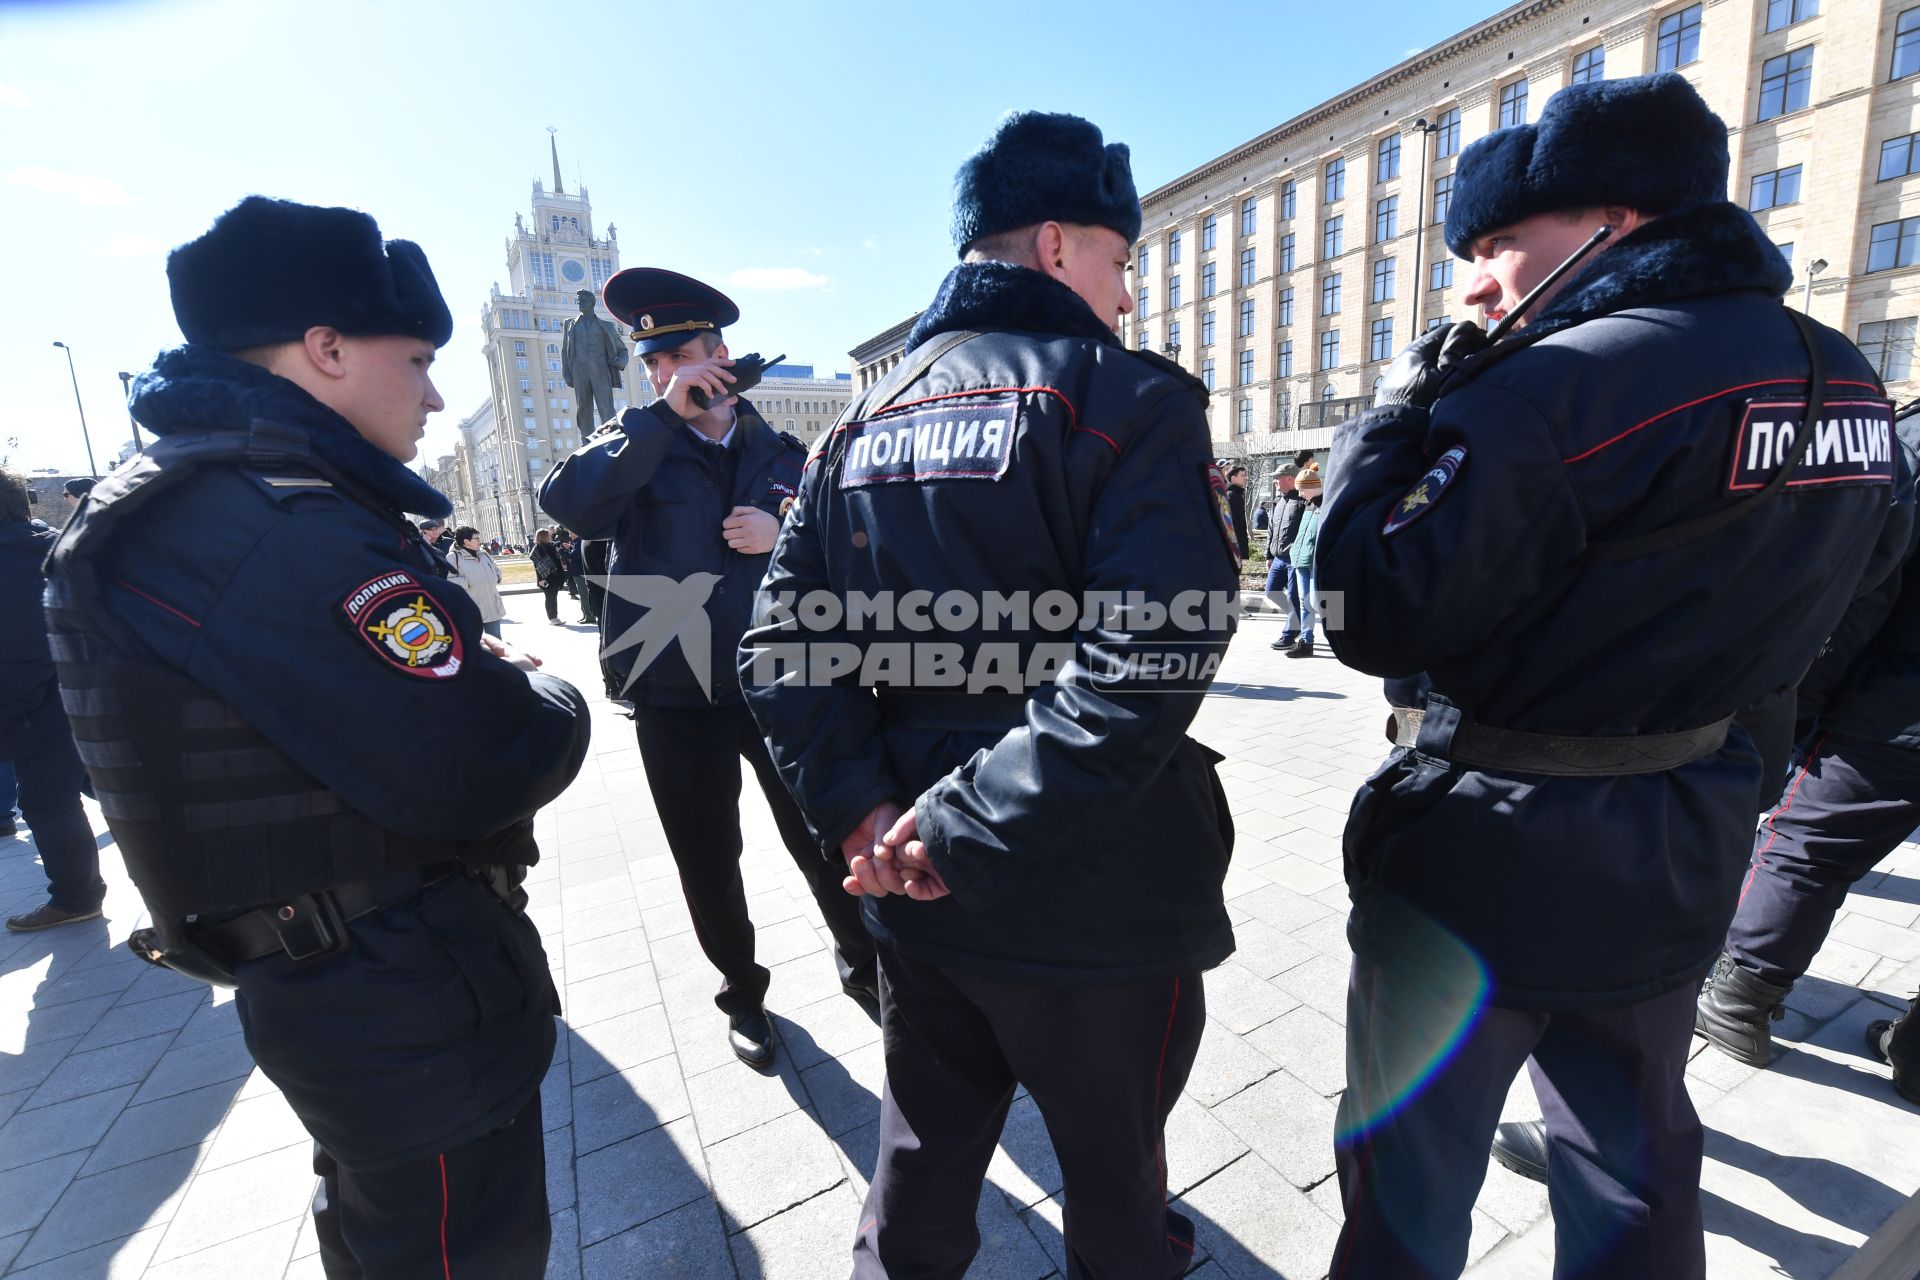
[1332,953,1703,1280]
[311,1091,548,1279]
[633,701,874,1015]
[7,704,104,912]
[853,938,1204,1279]
[1725,732,1920,986]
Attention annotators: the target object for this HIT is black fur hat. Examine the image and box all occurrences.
[1444,73,1729,258]
[167,196,454,351]
[951,112,1141,258]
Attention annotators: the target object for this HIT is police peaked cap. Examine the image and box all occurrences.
[951,111,1142,257]
[602,267,740,354]
[1443,73,1729,258]
[167,197,454,352]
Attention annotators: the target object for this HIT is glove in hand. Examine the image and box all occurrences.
[1373,321,1490,410]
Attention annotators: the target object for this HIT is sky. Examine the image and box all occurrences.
[0,0,1498,475]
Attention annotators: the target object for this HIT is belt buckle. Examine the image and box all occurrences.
[266,893,349,964]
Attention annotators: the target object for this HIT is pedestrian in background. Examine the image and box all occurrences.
[530,527,564,625]
[1283,470,1322,659]
[1226,464,1251,562]
[445,525,507,638]
[1267,470,1307,650]
[2,467,105,932]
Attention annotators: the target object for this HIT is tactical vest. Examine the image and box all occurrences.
[43,423,506,954]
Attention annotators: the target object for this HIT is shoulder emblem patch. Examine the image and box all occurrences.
[1205,463,1241,567]
[341,571,464,679]
[1384,446,1467,537]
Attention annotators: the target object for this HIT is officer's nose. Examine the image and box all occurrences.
[424,378,445,414]
[1460,264,1500,313]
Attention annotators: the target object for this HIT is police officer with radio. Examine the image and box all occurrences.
[45,197,590,1278]
[1316,75,1912,1277]
[742,111,1237,1277]
[539,269,876,1068]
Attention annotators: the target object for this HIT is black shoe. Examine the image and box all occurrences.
[841,975,880,1005]
[1270,633,1299,650]
[1490,1119,1549,1184]
[1284,639,1315,658]
[5,902,104,933]
[1695,953,1790,1066]
[728,1009,775,1067]
[1867,996,1920,1105]
[0,816,14,838]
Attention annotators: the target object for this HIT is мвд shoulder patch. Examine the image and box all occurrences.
[1383,445,1467,536]
[838,392,1019,489]
[341,570,464,679]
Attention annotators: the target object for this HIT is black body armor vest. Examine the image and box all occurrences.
[42,425,523,954]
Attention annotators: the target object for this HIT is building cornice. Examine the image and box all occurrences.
[850,312,921,361]
[1139,0,1568,209]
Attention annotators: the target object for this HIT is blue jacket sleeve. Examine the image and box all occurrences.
[912,390,1236,909]
[1317,386,1587,678]
[739,448,902,858]
[538,402,679,539]
[107,506,590,843]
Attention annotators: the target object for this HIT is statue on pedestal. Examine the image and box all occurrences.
[561,288,626,426]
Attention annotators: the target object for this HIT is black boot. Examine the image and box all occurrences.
[1490,1119,1549,1184]
[1694,953,1791,1066]
[1866,995,1920,1105]
[1284,638,1315,658]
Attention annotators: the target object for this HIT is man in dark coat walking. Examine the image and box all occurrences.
[0,468,104,932]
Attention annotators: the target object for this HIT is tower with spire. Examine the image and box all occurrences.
[465,132,637,543]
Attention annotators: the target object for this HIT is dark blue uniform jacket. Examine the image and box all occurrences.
[540,398,803,706]
[1319,203,1913,1011]
[741,263,1238,984]
[1798,412,1920,747]
[0,521,59,757]
[68,346,590,1166]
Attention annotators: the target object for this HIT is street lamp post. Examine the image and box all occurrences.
[1802,257,1829,316]
[115,371,145,454]
[1162,339,1182,367]
[50,342,100,477]
[1407,117,1440,342]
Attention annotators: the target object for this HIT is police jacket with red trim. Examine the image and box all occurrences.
[1795,411,1920,748]
[54,346,591,866]
[1317,202,1914,1011]
[540,398,803,706]
[739,261,1239,984]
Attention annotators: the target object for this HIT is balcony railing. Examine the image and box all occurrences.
[1295,395,1372,431]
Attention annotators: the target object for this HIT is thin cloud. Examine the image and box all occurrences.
[0,85,29,110]
[7,167,130,206]
[730,267,830,291]
[862,237,878,250]
[106,231,168,258]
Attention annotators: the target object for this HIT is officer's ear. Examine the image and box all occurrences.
[1034,222,1071,284]
[1597,207,1646,240]
[297,326,351,382]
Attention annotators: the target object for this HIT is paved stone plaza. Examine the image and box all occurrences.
[2,588,1918,1278]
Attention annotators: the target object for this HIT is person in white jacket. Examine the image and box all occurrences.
[444,526,507,638]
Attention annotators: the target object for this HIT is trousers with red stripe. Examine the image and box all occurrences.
[311,1092,548,1279]
[1726,733,1920,987]
[852,939,1203,1279]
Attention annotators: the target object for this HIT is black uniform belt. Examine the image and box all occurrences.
[1387,706,1734,777]
[193,863,462,966]
[878,692,1031,731]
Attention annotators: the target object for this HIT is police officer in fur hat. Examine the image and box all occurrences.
[540,268,878,1069]
[44,197,591,1277]
[741,110,1237,1275]
[1315,74,1913,1277]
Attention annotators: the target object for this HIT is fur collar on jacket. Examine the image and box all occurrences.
[906,261,1123,352]
[127,344,451,518]
[1532,201,1793,329]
